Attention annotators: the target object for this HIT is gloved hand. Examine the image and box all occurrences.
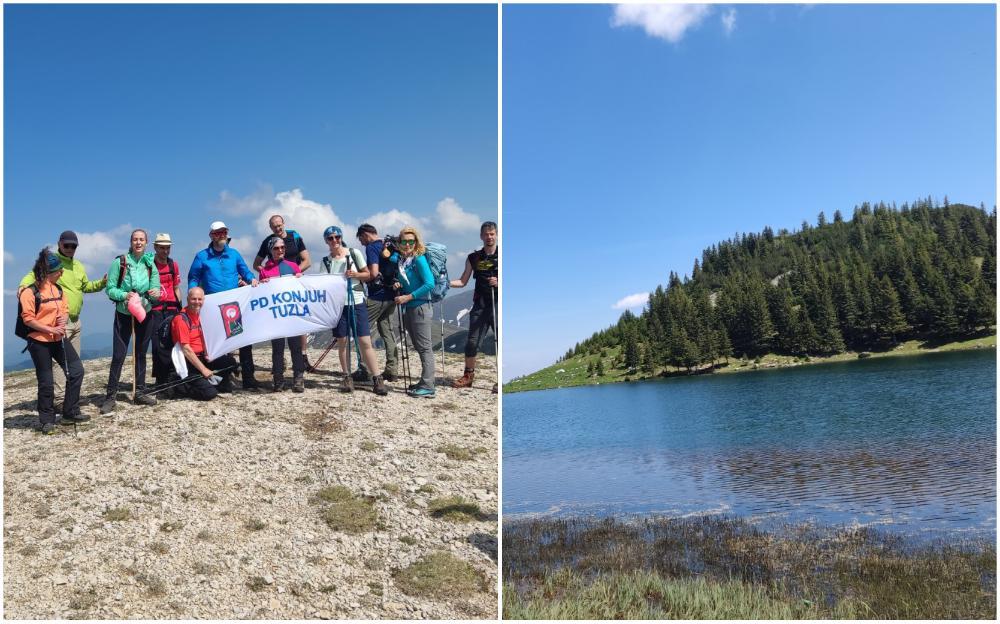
[207,375,222,386]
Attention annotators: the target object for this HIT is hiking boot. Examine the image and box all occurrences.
[351,369,371,383]
[292,374,305,393]
[372,375,389,396]
[272,376,285,393]
[61,413,91,424]
[407,387,435,399]
[100,397,117,415]
[452,371,475,388]
[381,370,398,383]
[134,394,157,406]
[41,422,57,435]
[340,375,354,393]
[243,378,261,392]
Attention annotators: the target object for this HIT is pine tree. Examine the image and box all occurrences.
[596,359,605,377]
[872,276,908,343]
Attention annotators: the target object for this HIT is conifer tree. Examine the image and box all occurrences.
[872,276,908,343]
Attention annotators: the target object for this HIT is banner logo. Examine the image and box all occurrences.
[219,302,244,338]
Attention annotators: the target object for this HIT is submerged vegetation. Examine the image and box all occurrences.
[503,516,996,620]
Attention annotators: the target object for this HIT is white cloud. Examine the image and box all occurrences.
[721,8,736,36]
[67,224,136,272]
[611,4,712,43]
[217,184,276,217]
[227,236,255,257]
[4,251,14,265]
[361,209,429,240]
[612,292,650,310]
[435,197,481,233]
[448,249,474,281]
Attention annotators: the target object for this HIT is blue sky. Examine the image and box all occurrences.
[503,3,996,381]
[4,4,497,366]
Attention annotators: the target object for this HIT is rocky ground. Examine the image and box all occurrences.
[3,345,499,619]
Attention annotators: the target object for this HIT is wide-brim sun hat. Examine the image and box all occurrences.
[154,233,173,246]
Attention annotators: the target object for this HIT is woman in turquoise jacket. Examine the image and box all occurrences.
[392,226,436,398]
[101,229,161,413]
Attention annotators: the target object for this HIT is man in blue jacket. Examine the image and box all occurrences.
[188,220,262,390]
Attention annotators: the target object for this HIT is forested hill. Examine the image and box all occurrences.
[562,200,996,374]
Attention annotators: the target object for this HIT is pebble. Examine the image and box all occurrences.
[2,351,497,620]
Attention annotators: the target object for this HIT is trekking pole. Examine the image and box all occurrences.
[131,315,137,402]
[439,300,445,381]
[397,303,411,391]
[491,285,499,390]
[135,364,240,399]
[59,332,77,437]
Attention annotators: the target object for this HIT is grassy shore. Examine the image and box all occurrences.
[503,516,996,619]
[504,331,996,393]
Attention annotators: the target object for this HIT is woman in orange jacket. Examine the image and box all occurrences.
[19,249,86,434]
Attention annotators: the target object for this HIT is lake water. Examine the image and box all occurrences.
[503,350,997,538]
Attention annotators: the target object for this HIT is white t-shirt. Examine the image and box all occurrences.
[319,248,367,304]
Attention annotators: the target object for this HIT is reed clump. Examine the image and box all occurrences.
[503,516,996,620]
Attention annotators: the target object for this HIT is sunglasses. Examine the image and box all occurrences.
[399,239,417,246]
[325,235,342,241]
[211,230,229,236]
[272,246,286,251]
[61,243,78,249]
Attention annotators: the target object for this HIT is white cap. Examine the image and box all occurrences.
[209,221,228,232]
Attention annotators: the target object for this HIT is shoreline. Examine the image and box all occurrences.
[504,333,996,394]
[503,514,996,619]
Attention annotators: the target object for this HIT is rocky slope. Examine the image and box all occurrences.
[3,346,498,619]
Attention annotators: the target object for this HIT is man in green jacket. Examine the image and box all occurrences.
[101,229,161,412]
[18,231,107,397]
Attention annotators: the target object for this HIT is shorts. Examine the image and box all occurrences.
[332,303,371,339]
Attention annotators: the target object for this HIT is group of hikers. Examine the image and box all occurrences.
[17,217,499,434]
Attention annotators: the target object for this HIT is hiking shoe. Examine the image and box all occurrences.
[41,422,57,435]
[134,394,157,406]
[351,369,371,383]
[452,371,475,388]
[242,379,261,392]
[340,376,354,393]
[272,376,285,393]
[100,398,117,415]
[218,377,234,393]
[407,387,435,399]
[292,375,305,393]
[372,375,389,396]
[381,370,398,383]
[61,413,91,424]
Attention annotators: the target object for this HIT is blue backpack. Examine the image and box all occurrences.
[423,242,450,303]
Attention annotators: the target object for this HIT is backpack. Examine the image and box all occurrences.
[423,242,450,303]
[116,254,153,289]
[15,283,64,349]
[152,259,181,311]
[155,310,192,355]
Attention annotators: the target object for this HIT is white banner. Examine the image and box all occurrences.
[201,275,347,360]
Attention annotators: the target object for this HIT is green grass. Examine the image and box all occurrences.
[428,496,484,522]
[102,507,131,522]
[314,485,380,534]
[436,444,476,461]
[503,516,996,620]
[505,332,996,393]
[393,551,484,598]
[503,571,842,619]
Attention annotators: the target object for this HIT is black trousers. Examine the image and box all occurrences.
[28,338,84,424]
[177,354,238,401]
[107,311,154,398]
[239,345,256,386]
[271,336,304,379]
[149,308,180,384]
[464,292,497,358]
